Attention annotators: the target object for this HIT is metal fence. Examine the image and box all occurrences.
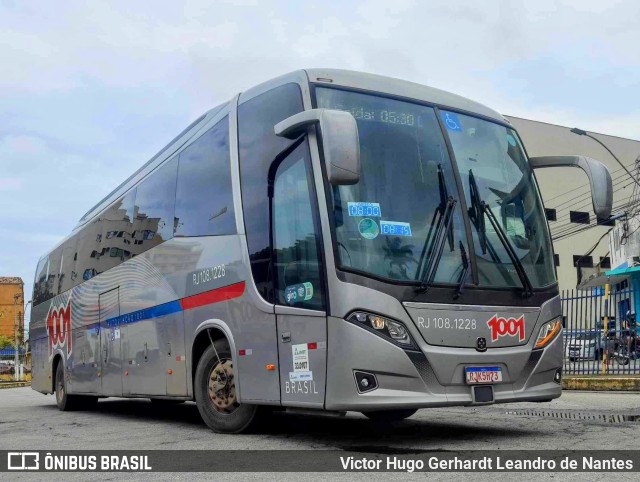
[561,288,640,375]
[0,351,31,382]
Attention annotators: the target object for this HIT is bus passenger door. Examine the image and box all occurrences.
[272,142,327,407]
[99,287,123,396]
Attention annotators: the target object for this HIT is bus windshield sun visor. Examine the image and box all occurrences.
[415,164,457,293]
[468,169,534,298]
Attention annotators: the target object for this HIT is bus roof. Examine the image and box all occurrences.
[303,68,506,123]
[74,69,506,234]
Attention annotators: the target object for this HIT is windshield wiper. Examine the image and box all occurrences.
[415,165,457,292]
[454,241,469,299]
[468,169,534,298]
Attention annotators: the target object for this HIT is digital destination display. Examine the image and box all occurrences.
[380,221,412,237]
[324,104,423,126]
[348,202,381,217]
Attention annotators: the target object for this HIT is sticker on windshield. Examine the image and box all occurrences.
[348,202,381,217]
[358,218,379,239]
[506,134,517,147]
[380,221,412,237]
[284,282,314,305]
[441,111,462,132]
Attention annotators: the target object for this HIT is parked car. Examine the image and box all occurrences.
[0,361,15,375]
[566,331,606,361]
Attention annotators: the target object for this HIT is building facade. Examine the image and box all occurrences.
[506,116,640,292]
[0,277,24,342]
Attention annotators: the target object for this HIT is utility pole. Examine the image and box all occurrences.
[13,293,21,381]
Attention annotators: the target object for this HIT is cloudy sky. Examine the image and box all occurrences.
[1,0,639,328]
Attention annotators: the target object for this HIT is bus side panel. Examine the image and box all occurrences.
[30,235,279,401]
[182,236,280,403]
[72,322,101,394]
[30,336,51,394]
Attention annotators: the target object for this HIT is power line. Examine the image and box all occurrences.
[551,200,636,240]
[542,161,637,205]
[551,199,637,240]
[550,181,639,234]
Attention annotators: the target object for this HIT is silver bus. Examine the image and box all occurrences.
[30,69,613,433]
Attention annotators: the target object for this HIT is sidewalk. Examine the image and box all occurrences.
[0,381,31,389]
[564,375,640,391]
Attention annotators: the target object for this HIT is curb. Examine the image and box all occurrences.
[563,376,640,391]
[0,381,31,389]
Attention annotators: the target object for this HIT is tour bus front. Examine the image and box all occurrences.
[277,76,613,414]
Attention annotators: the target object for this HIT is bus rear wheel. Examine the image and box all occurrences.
[55,361,97,411]
[363,409,417,422]
[195,340,262,433]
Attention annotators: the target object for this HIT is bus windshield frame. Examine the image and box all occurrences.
[314,85,556,292]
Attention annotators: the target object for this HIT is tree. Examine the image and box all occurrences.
[0,335,14,350]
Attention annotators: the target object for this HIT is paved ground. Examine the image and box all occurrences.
[1,387,639,480]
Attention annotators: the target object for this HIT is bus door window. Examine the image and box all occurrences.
[272,143,326,310]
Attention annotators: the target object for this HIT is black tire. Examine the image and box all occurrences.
[569,357,576,362]
[55,361,97,411]
[594,350,601,361]
[363,409,417,422]
[616,351,630,366]
[194,340,262,433]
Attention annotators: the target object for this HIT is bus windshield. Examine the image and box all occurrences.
[316,87,556,289]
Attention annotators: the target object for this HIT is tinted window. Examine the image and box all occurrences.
[273,142,325,310]
[46,247,62,299]
[75,216,103,283]
[570,211,590,224]
[133,156,178,252]
[58,236,78,294]
[573,255,593,267]
[545,208,556,221]
[175,116,235,237]
[238,83,304,301]
[99,191,137,271]
[33,256,49,305]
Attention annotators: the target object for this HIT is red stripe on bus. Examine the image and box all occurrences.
[180,281,245,311]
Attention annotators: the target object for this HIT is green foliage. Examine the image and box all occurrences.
[0,334,15,349]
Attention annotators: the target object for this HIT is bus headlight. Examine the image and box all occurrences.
[534,318,562,349]
[347,311,416,349]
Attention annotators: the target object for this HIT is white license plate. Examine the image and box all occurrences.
[465,366,502,384]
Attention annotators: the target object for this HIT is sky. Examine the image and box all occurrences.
[1,0,639,330]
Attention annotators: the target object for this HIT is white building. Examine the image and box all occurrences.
[506,116,640,292]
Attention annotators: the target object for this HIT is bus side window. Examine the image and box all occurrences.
[133,156,178,251]
[272,143,326,311]
[33,256,49,305]
[238,83,305,302]
[175,115,235,237]
[58,235,78,294]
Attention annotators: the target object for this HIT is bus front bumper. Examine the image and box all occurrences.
[324,316,562,412]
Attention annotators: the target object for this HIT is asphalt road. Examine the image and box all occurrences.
[1,387,639,481]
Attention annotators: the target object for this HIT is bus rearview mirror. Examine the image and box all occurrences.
[529,155,613,219]
[274,108,360,185]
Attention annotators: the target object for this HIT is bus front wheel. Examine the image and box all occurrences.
[195,340,263,433]
[362,409,417,422]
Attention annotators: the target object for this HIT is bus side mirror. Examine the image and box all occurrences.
[529,155,613,219]
[274,108,360,185]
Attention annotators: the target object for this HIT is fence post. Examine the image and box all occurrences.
[602,283,609,375]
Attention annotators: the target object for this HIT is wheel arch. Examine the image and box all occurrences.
[191,320,240,401]
[51,352,64,394]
